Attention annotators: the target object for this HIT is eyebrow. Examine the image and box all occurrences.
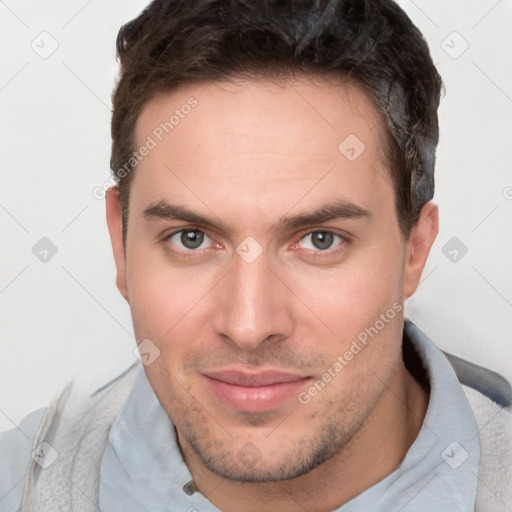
[143,199,371,233]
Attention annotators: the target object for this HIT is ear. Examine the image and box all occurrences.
[105,187,129,301]
[403,201,439,299]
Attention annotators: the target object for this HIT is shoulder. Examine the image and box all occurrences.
[443,351,512,408]
[443,352,512,512]
[0,408,47,512]
[442,350,512,451]
[405,318,512,510]
[0,363,139,512]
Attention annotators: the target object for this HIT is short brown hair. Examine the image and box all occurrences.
[111,0,443,242]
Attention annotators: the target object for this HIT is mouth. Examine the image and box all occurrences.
[202,369,312,413]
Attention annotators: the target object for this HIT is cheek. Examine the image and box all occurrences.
[290,245,404,336]
[126,245,213,339]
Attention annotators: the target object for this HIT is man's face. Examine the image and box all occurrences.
[109,77,423,481]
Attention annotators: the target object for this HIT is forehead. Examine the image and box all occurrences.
[130,77,393,227]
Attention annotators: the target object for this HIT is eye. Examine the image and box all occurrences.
[298,231,345,251]
[165,229,214,251]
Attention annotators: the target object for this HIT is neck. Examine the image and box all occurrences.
[180,358,429,512]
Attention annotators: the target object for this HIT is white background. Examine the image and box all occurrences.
[0,0,511,432]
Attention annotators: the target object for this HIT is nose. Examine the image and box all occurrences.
[212,249,294,351]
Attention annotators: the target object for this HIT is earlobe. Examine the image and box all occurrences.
[403,201,439,299]
[105,187,129,301]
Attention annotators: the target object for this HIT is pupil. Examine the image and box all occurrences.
[181,230,204,249]
[312,232,333,250]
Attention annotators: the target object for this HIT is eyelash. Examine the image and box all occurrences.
[162,228,348,258]
[293,231,347,256]
[162,229,219,258]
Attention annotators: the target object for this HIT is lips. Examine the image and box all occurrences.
[202,369,311,413]
[205,370,306,387]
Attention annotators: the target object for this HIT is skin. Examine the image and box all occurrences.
[106,76,438,511]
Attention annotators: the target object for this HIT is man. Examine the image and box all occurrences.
[1,0,511,511]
